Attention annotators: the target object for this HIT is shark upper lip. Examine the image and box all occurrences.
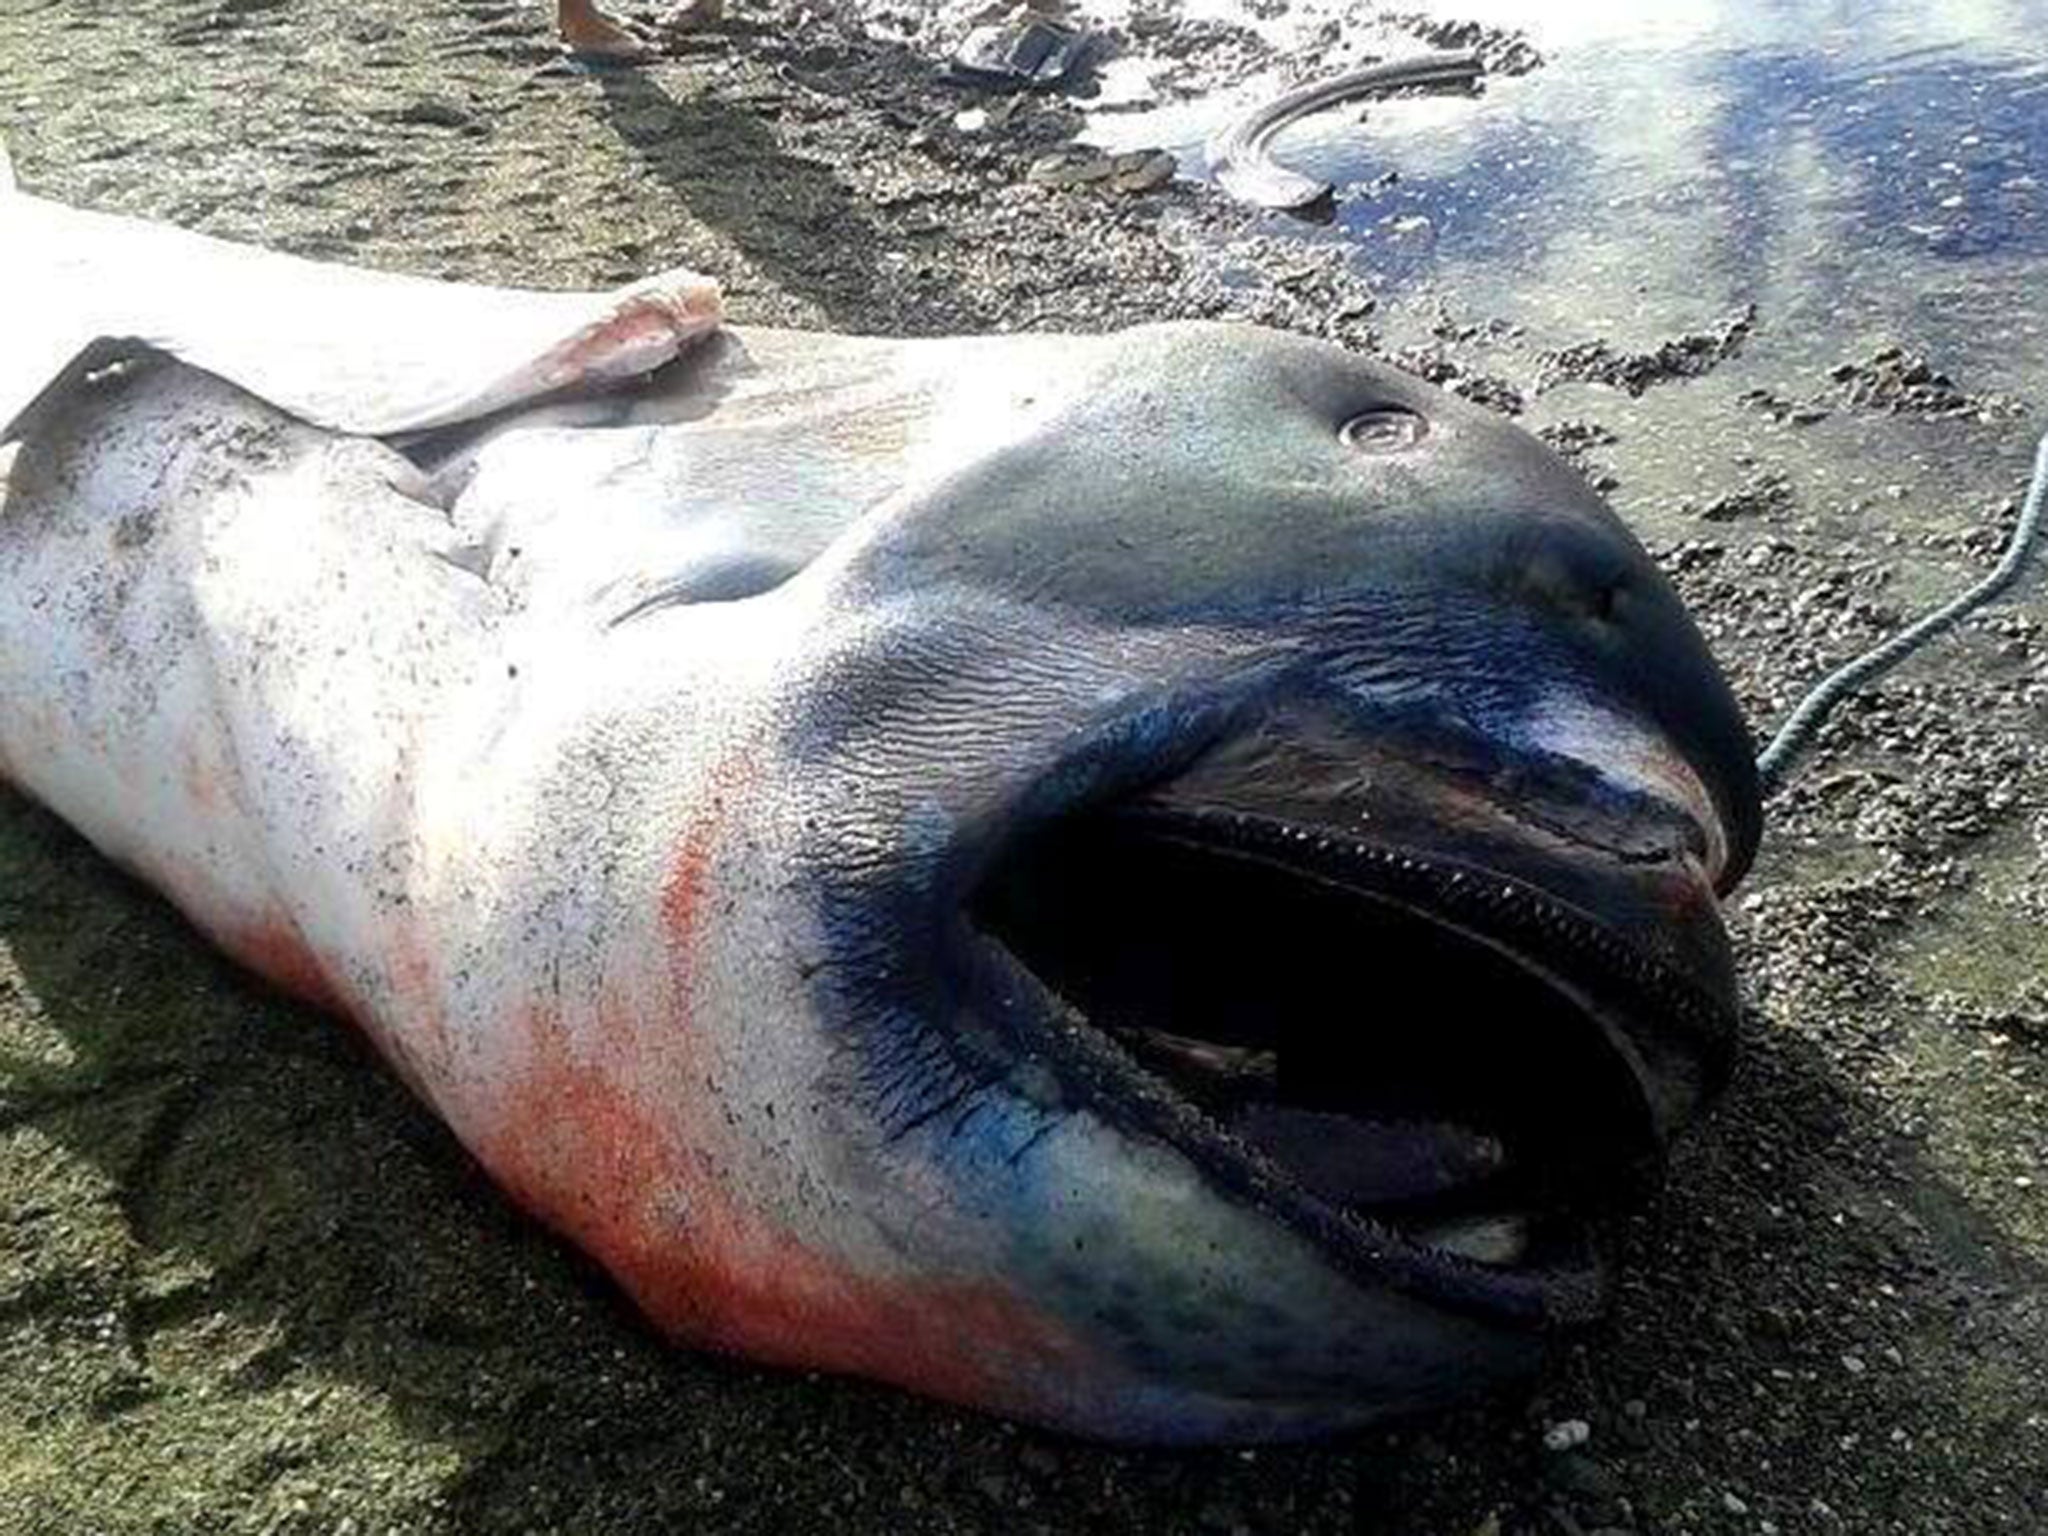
[967,778,1739,1328]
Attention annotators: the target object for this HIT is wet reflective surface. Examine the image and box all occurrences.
[1086,0,2048,429]
[1089,0,2031,573]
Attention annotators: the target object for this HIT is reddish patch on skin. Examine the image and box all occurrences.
[222,917,349,1018]
[1655,865,1719,920]
[475,1000,1093,1418]
[127,852,355,1028]
[539,281,724,394]
[463,755,1100,1419]
[658,747,761,996]
[145,741,1097,1418]
[659,789,722,973]
[382,922,454,1092]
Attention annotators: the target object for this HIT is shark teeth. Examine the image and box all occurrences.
[1414,1212,1533,1267]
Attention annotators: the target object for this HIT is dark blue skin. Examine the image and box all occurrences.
[639,321,1763,1439]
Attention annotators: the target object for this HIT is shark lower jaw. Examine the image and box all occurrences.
[966,782,1736,1330]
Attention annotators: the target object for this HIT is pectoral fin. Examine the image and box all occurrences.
[2,189,721,440]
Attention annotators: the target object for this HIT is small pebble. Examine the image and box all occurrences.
[1109,149,1177,193]
[1543,1418,1592,1452]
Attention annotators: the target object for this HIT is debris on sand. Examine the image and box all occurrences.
[1685,469,1795,522]
[1385,12,1544,75]
[948,12,1098,90]
[1739,386,1831,425]
[1538,419,1618,455]
[1025,146,1177,193]
[1449,372,1524,416]
[1107,147,1176,192]
[1538,419,1621,492]
[1386,343,1524,416]
[1541,1418,1593,1452]
[1534,305,1757,396]
[1824,344,2022,420]
[1740,344,2019,425]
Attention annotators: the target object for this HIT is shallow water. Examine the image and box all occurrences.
[1089,1,2047,364]
[1085,0,2048,534]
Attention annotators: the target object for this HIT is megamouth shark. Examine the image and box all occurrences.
[0,165,1761,1443]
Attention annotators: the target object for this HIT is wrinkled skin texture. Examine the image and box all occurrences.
[0,199,1759,1442]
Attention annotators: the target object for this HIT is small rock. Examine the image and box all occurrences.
[1697,470,1793,522]
[1109,149,1176,194]
[1543,1418,1593,1452]
[1026,148,1113,187]
[394,95,476,130]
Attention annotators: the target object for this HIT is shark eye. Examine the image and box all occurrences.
[1340,407,1427,453]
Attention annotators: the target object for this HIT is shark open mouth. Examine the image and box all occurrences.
[969,780,1738,1321]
